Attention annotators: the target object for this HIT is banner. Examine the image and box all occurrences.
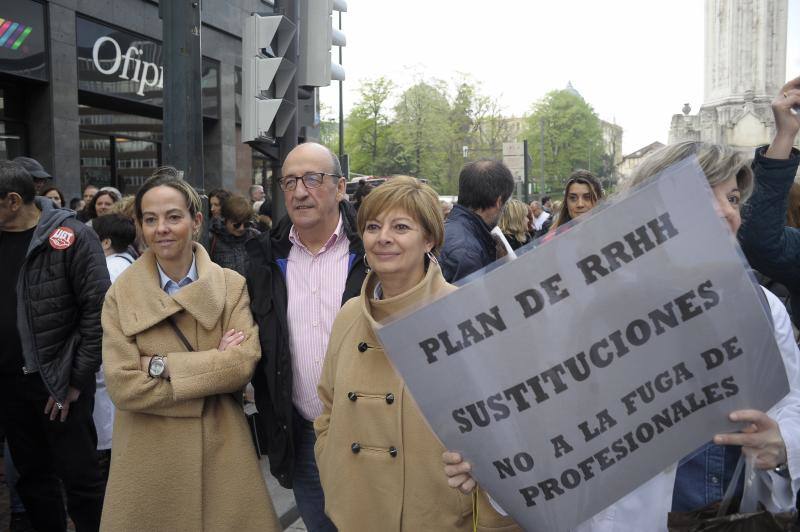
[376,158,789,531]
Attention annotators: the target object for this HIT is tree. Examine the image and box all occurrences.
[446,78,514,193]
[318,102,339,154]
[523,90,604,194]
[393,81,452,192]
[343,77,396,176]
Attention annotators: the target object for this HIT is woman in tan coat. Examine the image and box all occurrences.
[100,167,279,531]
[314,176,517,531]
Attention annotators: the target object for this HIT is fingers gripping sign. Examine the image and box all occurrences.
[443,451,477,494]
[713,409,788,470]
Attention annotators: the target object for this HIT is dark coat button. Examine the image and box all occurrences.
[357,342,368,352]
[348,391,358,401]
[389,446,398,457]
[351,442,361,454]
[385,393,395,404]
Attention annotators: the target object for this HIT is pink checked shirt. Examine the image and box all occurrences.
[286,216,350,421]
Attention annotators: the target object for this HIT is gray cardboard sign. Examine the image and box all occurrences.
[376,157,789,531]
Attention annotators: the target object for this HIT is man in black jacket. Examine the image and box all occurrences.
[0,161,109,532]
[440,159,515,283]
[247,143,367,531]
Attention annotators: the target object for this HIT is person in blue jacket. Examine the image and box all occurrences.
[738,76,800,322]
[439,159,514,283]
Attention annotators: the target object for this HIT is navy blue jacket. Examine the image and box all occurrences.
[739,146,800,319]
[440,204,496,283]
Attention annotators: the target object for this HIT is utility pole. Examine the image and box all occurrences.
[539,117,545,195]
[338,10,344,159]
[160,0,204,191]
[523,139,530,203]
[272,0,299,222]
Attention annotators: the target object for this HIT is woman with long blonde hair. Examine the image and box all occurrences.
[497,198,532,249]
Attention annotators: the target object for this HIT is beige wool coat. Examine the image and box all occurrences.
[100,245,279,532]
[315,263,520,531]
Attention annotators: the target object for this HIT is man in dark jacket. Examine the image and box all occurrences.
[440,159,515,283]
[738,77,800,320]
[0,161,109,532]
[246,143,367,531]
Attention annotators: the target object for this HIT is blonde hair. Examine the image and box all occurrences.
[111,195,136,218]
[498,198,530,243]
[357,176,444,254]
[627,141,753,202]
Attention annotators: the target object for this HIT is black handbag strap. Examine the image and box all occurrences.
[167,316,195,352]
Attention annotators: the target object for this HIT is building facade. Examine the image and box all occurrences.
[668,0,797,151]
[616,141,666,180]
[0,0,315,201]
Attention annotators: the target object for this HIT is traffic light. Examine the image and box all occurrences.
[297,0,347,88]
[241,13,297,142]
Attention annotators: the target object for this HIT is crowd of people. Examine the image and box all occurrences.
[0,76,798,532]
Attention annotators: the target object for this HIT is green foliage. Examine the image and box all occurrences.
[334,78,609,197]
[523,90,604,194]
[343,77,396,176]
[392,80,452,192]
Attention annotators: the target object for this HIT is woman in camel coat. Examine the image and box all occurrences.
[100,167,279,531]
[314,176,517,531]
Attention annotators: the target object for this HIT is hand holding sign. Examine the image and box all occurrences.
[714,410,787,470]
[377,156,791,531]
[442,451,476,494]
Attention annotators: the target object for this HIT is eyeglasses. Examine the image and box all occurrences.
[279,172,340,192]
[231,221,245,229]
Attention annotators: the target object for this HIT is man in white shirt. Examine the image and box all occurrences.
[530,200,552,235]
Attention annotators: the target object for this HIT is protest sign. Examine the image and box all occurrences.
[376,157,790,531]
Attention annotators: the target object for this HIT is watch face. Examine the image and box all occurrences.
[150,357,165,377]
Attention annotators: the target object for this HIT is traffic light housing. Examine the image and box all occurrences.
[242,14,297,142]
[297,0,347,88]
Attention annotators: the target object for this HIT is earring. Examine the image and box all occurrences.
[426,250,439,265]
[363,254,371,272]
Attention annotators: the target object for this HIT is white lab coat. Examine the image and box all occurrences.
[572,287,800,532]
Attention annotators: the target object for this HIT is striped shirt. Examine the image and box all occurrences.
[286,216,350,421]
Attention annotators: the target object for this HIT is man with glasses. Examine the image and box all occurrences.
[246,142,368,531]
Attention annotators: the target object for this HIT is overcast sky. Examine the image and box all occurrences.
[319,0,800,155]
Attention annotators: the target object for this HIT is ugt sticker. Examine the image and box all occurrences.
[49,226,75,250]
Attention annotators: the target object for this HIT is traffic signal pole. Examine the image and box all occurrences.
[338,10,344,160]
[272,0,299,222]
[160,0,204,191]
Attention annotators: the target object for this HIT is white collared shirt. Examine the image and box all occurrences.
[156,254,198,295]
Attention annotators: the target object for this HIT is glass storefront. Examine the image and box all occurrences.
[0,84,28,160]
[76,16,219,119]
[79,105,162,192]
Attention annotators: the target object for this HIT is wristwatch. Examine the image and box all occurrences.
[148,355,167,378]
[774,463,790,478]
